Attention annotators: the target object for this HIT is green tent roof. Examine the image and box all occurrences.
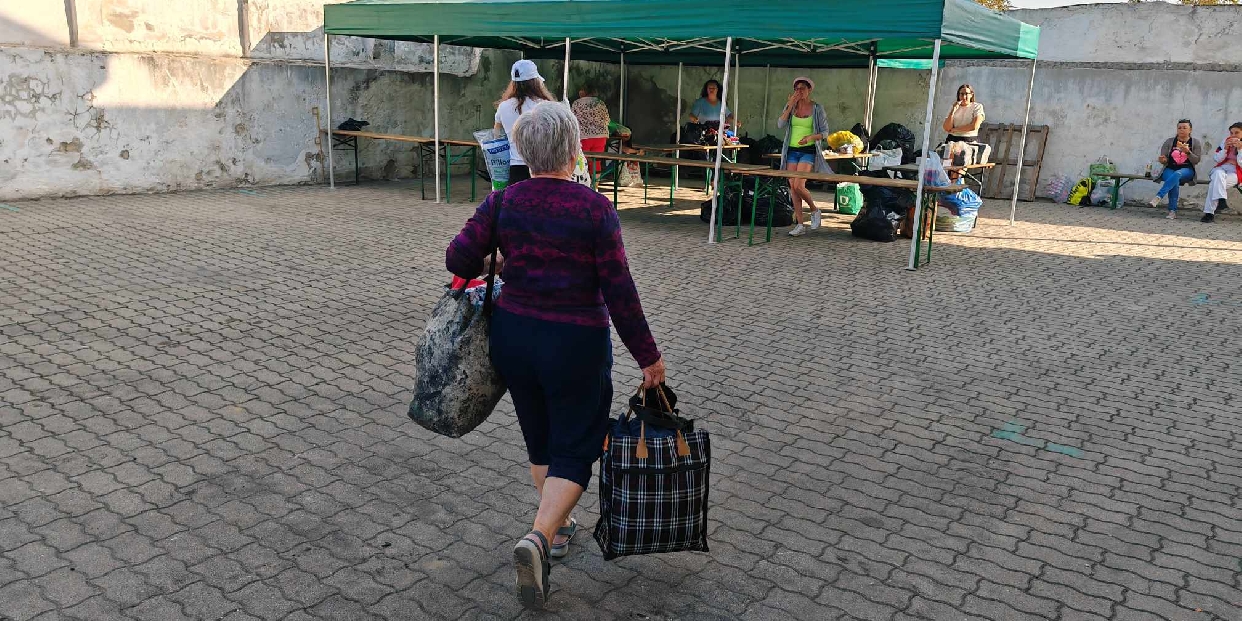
[323,0,1039,67]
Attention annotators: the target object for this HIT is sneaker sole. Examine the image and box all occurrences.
[514,540,546,609]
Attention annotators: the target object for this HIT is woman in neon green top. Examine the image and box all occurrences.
[777,77,832,237]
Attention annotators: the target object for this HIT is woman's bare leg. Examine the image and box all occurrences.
[796,162,817,210]
[786,162,804,224]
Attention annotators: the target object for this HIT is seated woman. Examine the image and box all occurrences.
[1201,122,1242,223]
[688,79,735,127]
[1147,119,1201,219]
[942,84,985,143]
[776,77,832,237]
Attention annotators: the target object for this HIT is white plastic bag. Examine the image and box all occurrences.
[473,129,510,191]
[921,152,951,187]
[1090,179,1116,206]
[866,148,903,171]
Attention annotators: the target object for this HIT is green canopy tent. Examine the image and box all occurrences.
[322,0,1039,268]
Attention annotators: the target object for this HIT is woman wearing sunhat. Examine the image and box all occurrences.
[776,76,833,236]
[495,59,556,184]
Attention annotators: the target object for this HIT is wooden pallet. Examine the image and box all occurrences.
[977,123,1049,201]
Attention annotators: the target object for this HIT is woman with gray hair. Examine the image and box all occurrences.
[446,101,666,610]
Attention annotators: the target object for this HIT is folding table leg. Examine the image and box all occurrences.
[613,161,620,206]
[470,147,477,201]
[733,174,741,240]
[352,139,359,185]
[643,162,648,204]
[767,185,774,242]
[669,164,676,207]
[444,146,452,202]
[419,144,428,200]
[748,176,760,246]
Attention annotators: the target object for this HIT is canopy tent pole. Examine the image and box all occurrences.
[733,52,740,131]
[562,37,571,100]
[433,34,442,203]
[619,52,626,124]
[864,43,877,134]
[675,62,683,188]
[706,36,734,244]
[1009,57,1037,226]
[324,32,335,189]
[762,64,771,136]
[905,39,941,271]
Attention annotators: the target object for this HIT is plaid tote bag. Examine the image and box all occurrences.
[593,385,710,560]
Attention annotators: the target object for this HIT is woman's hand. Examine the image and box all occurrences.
[787,91,800,107]
[1157,155,1168,164]
[641,357,666,389]
[1176,142,1191,154]
[481,253,504,276]
[797,136,810,146]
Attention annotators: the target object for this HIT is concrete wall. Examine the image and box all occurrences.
[1,1,1239,202]
[974,4,1242,204]
[0,0,496,200]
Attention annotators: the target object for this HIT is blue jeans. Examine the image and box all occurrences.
[786,148,817,166]
[1157,167,1195,211]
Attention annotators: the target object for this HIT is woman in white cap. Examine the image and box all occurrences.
[496,59,556,184]
[776,76,832,236]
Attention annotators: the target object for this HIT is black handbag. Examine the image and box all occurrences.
[593,384,710,560]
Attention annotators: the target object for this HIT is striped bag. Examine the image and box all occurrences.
[593,385,710,560]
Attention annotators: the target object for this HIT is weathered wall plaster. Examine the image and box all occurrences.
[0,1,1238,202]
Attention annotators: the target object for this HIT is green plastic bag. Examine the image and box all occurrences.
[1088,158,1116,183]
[836,182,863,215]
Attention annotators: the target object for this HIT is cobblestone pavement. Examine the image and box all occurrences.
[2,182,1241,621]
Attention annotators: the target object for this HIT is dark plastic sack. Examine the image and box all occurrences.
[870,123,916,164]
[850,123,871,149]
[755,135,783,157]
[700,184,793,227]
[338,118,370,131]
[851,186,914,242]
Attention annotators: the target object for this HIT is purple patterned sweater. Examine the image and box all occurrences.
[445,178,661,368]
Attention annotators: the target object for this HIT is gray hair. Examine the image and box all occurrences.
[512,101,581,174]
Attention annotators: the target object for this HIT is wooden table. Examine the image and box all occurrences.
[325,130,479,201]
[884,162,995,195]
[760,152,875,161]
[583,151,766,207]
[630,143,749,191]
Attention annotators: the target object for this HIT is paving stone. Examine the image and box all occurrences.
[4,187,1242,620]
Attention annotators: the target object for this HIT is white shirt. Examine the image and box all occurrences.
[949,102,985,138]
[495,97,546,166]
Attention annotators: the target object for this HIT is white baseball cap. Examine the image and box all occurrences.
[511,59,544,82]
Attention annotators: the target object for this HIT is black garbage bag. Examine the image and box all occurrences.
[338,118,370,131]
[738,135,760,165]
[870,123,916,164]
[756,135,783,157]
[850,123,871,149]
[851,186,914,242]
[700,184,793,228]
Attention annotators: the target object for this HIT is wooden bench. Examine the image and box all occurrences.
[1098,171,1241,210]
[583,151,766,207]
[324,130,479,201]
